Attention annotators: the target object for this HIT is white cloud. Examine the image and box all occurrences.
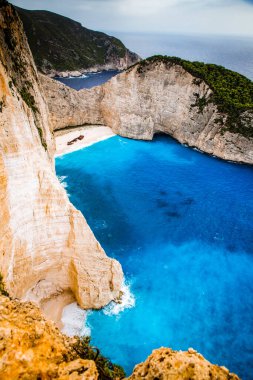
[11,0,253,36]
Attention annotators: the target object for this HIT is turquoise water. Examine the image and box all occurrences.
[56,135,253,379]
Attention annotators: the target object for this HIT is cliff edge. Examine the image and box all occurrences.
[0,0,123,318]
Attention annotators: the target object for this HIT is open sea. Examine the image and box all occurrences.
[55,33,253,379]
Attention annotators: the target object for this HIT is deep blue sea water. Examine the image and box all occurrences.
[113,32,253,80]
[55,70,119,90]
[56,135,253,379]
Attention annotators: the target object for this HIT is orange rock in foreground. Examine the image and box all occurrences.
[127,347,240,380]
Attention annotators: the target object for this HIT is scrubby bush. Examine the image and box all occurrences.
[0,273,9,297]
[72,336,125,379]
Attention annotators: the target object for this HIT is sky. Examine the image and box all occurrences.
[11,0,253,36]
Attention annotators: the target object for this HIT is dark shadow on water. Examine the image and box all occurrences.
[57,167,140,257]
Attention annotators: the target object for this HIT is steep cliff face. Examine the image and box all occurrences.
[41,60,253,164]
[39,73,104,131]
[16,6,140,76]
[0,1,123,315]
[101,60,253,164]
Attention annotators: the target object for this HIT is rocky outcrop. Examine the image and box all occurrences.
[0,295,98,379]
[127,347,240,380]
[16,6,140,76]
[41,59,253,164]
[0,294,240,379]
[0,1,123,316]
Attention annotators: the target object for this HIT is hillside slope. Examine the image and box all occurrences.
[16,6,140,76]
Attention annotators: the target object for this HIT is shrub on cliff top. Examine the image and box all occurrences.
[135,55,253,138]
[72,336,125,379]
[0,273,9,297]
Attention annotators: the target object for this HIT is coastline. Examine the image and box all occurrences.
[54,125,116,157]
[52,125,116,330]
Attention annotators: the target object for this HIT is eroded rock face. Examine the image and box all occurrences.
[101,62,253,164]
[0,295,98,379]
[127,347,240,380]
[0,2,123,313]
[39,73,104,131]
[41,61,253,164]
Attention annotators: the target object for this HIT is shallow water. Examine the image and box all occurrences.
[56,135,253,379]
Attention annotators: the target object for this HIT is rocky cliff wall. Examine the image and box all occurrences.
[39,73,104,131]
[0,1,123,315]
[42,60,253,164]
[102,61,253,164]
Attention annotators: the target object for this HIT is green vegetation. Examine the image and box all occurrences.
[136,56,253,138]
[191,93,209,114]
[16,7,138,73]
[72,336,125,379]
[0,99,4,112]
[37,126,47,150]
[19,87,38,114]
[3,27,16,51]
[0,273,9,297]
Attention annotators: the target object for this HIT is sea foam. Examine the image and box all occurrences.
[61,280,135,336]
[61,302,91,337]
[58,175,70,196]
[103,280,135,316]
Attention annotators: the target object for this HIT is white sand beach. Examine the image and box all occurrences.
[54,125,115,157]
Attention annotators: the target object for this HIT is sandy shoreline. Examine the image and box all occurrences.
[41,291,75,330]
[54,125,115,157]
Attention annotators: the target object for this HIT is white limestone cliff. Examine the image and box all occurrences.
[41,61,253,164]
[0,2,123,318]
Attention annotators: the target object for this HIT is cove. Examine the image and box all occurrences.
[56,135,253,379]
